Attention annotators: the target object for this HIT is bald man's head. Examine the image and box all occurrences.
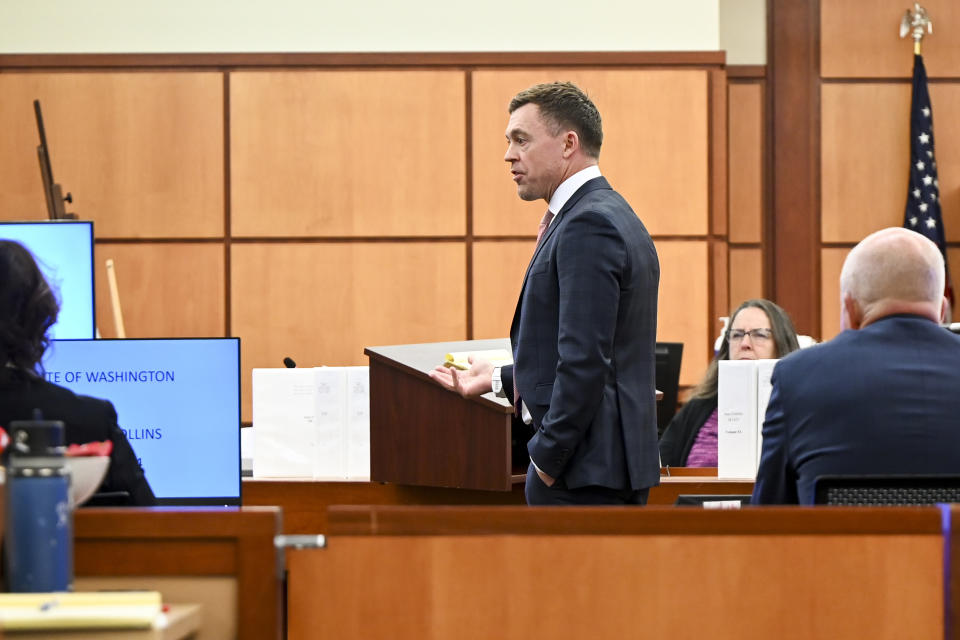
[840,227,945,328]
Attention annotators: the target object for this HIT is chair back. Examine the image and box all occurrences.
[814,474,960,506]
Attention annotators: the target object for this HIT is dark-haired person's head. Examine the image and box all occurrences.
[508,81,603,159]
[693,298,800,399]
[504,82,603,204]
[0,240,59,375]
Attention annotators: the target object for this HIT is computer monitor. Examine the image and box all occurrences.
[43,338,241,506]
[0,221,95,339]
[655,342,683,436]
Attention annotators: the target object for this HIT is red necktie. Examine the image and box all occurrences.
[536,209,555,247]
[515,209,555,413]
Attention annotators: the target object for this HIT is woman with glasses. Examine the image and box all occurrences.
[659,299,800,468]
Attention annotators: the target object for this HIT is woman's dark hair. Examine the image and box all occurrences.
[0,240,60,375]
[691,298,800,399]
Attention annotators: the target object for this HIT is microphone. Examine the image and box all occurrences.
[282,357,297,368]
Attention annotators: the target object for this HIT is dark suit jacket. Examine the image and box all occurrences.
[502,176,660,492]
[753,315,960,505]
[0,367,157,506]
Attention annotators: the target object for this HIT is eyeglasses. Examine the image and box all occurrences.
[729,328,772,342]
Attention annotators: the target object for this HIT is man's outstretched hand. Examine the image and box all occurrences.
[428,356,494,398]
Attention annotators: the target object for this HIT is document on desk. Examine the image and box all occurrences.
[314,367,347,480]
[718,360,758,478]
[0,591,161,630]
[346,366,371,481]
[755,359,778,468]
[252,366,372,480]
[252,368,319,478]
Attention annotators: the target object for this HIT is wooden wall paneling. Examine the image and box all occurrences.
[821,83,960,243]
[292,530,943,639]
[821,0,960,78]
[229,71,466,238]
[710,68,728,238]
[711,239,730,337]
[656,240,709,386]
[728,82,764,243]
[471,70,710,237]
[0,73,224,237]
[770,0,821,337]
[94,243,226,339]
[728,248,764,313]
[820,247,850,341]
[949,247,960,322]
[471,240,530,339]
[231,242,467,421]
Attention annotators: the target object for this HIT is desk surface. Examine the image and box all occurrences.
[4,604,201,640]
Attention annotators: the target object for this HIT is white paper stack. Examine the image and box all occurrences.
[346,367,371,480]
[252,366,371,480]
[718,360,759,478]
[717,359,778,478]
[754,359,778,469]
[252,368,320,478]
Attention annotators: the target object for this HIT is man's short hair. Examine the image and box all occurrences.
[509,82,603,158]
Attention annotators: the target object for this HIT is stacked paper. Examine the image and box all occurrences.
[252,366,371,480]
[717,359,778,478]
[718,360,758,478]
[0,591,161,631]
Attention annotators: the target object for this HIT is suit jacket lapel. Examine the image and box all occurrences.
[509,177,612,339]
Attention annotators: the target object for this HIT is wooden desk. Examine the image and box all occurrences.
[243,474,757,533]
[74,508,281,640]
[289,505,955,639]
[4,604,202,640]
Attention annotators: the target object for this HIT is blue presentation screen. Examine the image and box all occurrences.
[0,221,95,339]
[43,338,241,505]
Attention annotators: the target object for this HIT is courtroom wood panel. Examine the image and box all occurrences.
[710,68,728,238]
[0,73,223,237]
[710,239,729,337]
[74,507,281,640]
[230,70,466,237]
[769,0,821,338]
[821,0,960,78]
[94,243,225,339]
[292,507,944,640]
[231,242,466,420]
[471,240,530,339]
[241,477,753,533]
[728,247,764,313]
[821,83,960,243]
[728,83,764,243]
[472,70,710,237]
[820,247,850,341]
[657,240,709,387]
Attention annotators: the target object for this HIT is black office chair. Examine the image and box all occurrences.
[654,342,683,437]
[813,474,960,506]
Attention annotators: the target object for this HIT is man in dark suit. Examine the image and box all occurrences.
[430,82,660,505]
[753,227,960,505]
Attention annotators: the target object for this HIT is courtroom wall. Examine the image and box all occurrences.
[0,53,768,419]
[819,0,960,338]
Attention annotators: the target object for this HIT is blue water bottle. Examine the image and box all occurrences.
[5,418,73,592]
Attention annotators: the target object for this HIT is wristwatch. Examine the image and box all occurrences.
[491,366,503,396]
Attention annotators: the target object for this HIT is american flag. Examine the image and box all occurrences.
[904,53,953,308]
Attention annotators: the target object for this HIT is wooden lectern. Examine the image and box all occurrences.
[365,339,524,491]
